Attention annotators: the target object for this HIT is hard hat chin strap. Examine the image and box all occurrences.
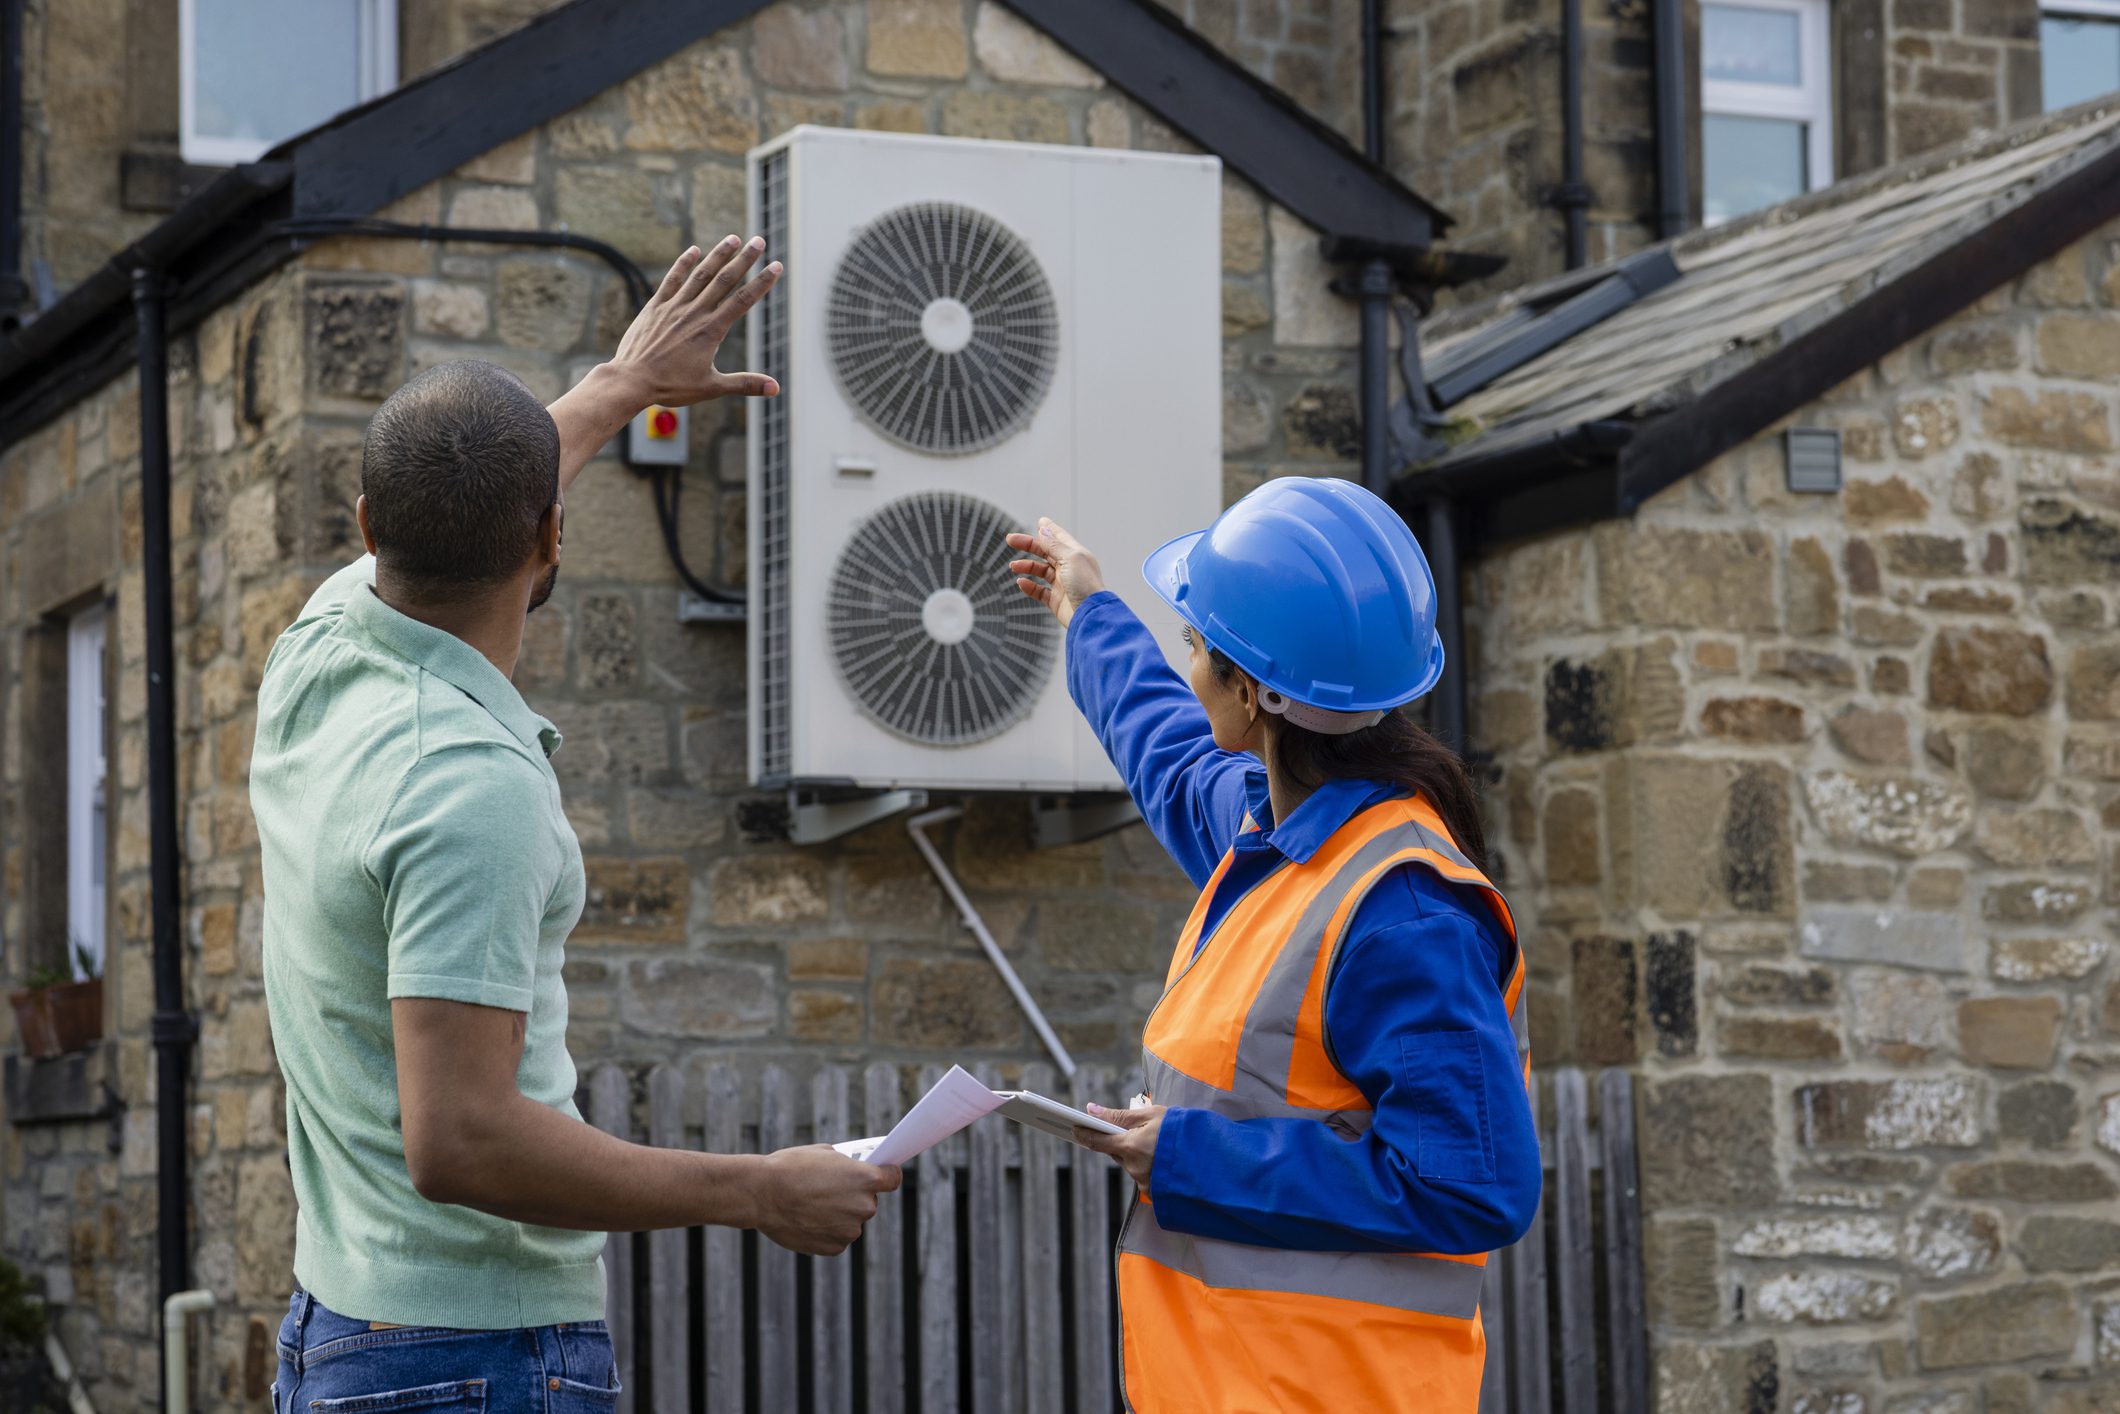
[1258,688,1388,736]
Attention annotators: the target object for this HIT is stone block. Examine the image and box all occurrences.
[1915,1282,2073,1370]
[1222,181,1266,274]
[411,279,490,341]
[752,3,850,90]
[1844,475,1929,522]
[1796,1077,1983,1150]
[1702,696,1806,744]
[1963,723,2046,800]
[1571,935,1638,1064]
[1927,626,2052,716]
[1544,641,1682,753]
[1943,1159,2117,1201]
[1973,807,2094,868]
[971,3,1101,85]
[1597,526,1776,631]
[1928,323,2020,375]
[2070,644,2120,721]
[789,988,864,1042]
[1645,1218,1722,1329]
[1634,757,1793,919]
[1892,396,1961,458]
[622,957,775,1037]
[1655,1340,1779,1414]
[1905,1206,2001,1282]
[1282,384,1358,461]
[1733,1215,1897,1261]
[1640,1073,1778,1208]
[1983,386,2113,453]
[1719,1014,1844,1061]
[1542,788,1600,886]
[1646,932,1698,1058]
[304,283,405,401]
[577,592,637,691]
[494,258,595,353]
[1720,963,1835,1008]
[554,167,672,268]
[707,853,828,927]
[1956,995,2061,1068]
[1760,646,1859,687]
[1990,936,2104,981]
[939,91,1069,144]
[234,1154,296,1306]
[1982,879,2091,925]
[866,0,969,77]
[871,955,1024,1049]
[1803,772,1971,858]
[1751,1269,1899,1324]
[2036,311,2120,379]
[1882,532,1967,578]
[18,478,116,616]
[2023,497,2120,587]
[1827,707,1910,766]
[1269,206,1357,346]
[446,184,539,232]
[575,856,689,944]
[842,854,944,932]
[788,937,867,981]
[1787,535,1840,635]
[1998,1079,2076,1148]
[624,42,756,153]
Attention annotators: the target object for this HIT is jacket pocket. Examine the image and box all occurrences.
[1400,1030,1495,1183]
[544,1374,620,1412]
[308,1378,488,1412]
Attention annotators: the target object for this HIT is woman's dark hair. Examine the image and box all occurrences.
[1209,649,1490,872]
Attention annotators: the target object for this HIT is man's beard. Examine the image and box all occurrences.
[528,562,559,612]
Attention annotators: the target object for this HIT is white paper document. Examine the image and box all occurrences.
[833,1065,1123,1165]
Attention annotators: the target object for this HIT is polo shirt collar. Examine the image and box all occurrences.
[342,585,563,757]
[1237,772,1401,865]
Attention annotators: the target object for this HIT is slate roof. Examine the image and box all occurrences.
[1408,98,2120,523]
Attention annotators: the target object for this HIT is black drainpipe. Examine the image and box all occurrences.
[0,0,27,323]
[1557,0,1591,268]
[133,267,194,1389]
[1355,0,1395,504]
[1653,0,1690,239]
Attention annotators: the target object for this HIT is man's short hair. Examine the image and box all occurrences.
[360,360,562,592]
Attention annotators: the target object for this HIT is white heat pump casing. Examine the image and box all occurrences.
[747,126,1222,794]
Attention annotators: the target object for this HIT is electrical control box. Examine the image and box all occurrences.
[626,404,688,467]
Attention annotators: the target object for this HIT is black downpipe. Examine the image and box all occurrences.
[1558,0,1590,268]
[1423,499,1467,753]
[1356,258,1394,498]
[1361,0,1385,165]
[134,268,194,1392]
[1653,0,1690,239]
[0,0,26,321]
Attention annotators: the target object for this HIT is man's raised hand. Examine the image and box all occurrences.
[611,235,784,407]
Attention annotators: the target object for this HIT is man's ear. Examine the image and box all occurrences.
[539,501,563,565]
[355,494,380,556]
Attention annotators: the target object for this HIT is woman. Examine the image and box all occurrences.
[1006,477,1541,1414]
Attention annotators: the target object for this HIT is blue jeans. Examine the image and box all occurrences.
[273,1291,621,1412]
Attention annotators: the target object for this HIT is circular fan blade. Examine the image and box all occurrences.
[827,492,1057,745]
[825,202,1060,456]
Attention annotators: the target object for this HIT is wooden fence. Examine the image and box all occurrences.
[581,1061,1644,1414]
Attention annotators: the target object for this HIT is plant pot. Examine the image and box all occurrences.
[7,990,58,1061]
[44,979,102,1055]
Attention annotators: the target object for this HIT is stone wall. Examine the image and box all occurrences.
[1467,218,2120,1411]
[1883,0,2044,160]
[0,2,1369,1406]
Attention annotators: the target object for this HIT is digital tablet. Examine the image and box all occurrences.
[995,1090,1125,1143]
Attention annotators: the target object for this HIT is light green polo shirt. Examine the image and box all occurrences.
[250,555,602,1329]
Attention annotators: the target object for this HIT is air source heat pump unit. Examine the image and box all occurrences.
[746,126,1222,794]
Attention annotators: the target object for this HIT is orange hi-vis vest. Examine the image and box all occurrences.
[1116,794,1526,1414]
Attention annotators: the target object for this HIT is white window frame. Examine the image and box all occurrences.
[65,605,107,982]
[179,0,399,166]
[1701,0,1836,218]
[2039,0,2120,111]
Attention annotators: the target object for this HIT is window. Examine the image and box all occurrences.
[2042,1,2120,110]
[66,606,107,980]
[1701,0,1835,225]
[179,0,397,165]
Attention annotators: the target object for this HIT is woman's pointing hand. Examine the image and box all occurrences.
[1006,517,1107,629]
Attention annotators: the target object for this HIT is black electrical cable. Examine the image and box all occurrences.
[269,215,743,606]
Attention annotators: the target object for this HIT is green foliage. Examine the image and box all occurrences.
[68,938,99,983]
[19,967,63,994]
[0,1256,46,1357]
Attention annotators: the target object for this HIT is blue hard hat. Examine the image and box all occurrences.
[1142,477,1445,713]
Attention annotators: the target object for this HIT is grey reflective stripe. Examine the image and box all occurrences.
[1236,822,1464,1103]
[1119,1199,1487,1321]
[1141,1047,1373,1132]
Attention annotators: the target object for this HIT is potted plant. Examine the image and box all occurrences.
[8,942,103,1060]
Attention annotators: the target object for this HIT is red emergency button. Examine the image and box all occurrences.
[648,406,679,439]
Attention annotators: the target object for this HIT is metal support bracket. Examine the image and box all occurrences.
[1029,794,1142,849]
[787,787,928,845]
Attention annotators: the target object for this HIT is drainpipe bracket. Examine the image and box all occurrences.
[1550,182,1595,211]
[149,1011,199,1046]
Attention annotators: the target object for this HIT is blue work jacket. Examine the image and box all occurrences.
[1066,590,1542,1256]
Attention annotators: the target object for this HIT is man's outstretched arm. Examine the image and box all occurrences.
[394,996,898,1254]
[548,235,784,491]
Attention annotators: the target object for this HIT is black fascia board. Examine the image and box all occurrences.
[999,0,1450,245]
[1427,247,1680,409]
[1618,127,2120,512]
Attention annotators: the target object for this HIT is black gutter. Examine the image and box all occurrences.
[1362,0,1386,165]
[0,0,26,323]
[133,266,193,1398]
[1392,420,1635,545]
[1652,0,1689,239]
[1556,0,1591,268]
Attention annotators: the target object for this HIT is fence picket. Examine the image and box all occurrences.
[916,1065,960,1414]
[969,1064,1011,1413]
[1477,1245,1506,1414]
[703,1062,745,1414]
[864,1063,907,1414]
[1553,1069,1597,1414]
[1070,1065,1116,1414]
[759,1065,800,1411]
[648,1066,691,1414]
[812,1067,855,1414]
[587,1066,635,1414]
[1600,1069,1648,1414]
[1018,1063,1064,1414]
[1510,1078,1553,1414]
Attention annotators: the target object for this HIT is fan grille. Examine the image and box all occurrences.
[827,492,1056,745]
[826,202,1059,456]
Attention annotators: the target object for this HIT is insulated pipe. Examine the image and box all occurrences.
[1559,0,1590,268]
[135,268,195,1399]
[1424,498,1468,754]
[1357,257,1396,498]
[905,806,1076,1079]
[1652,0,1690,239]
[161,1289,216,1414]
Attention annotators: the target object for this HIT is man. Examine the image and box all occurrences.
[252,237,897,1409]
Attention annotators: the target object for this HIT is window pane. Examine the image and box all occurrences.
[2042,16,2120,111]
[193,0,361,147]
[1704,4,1804,86]
[1704,114,1810,223]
